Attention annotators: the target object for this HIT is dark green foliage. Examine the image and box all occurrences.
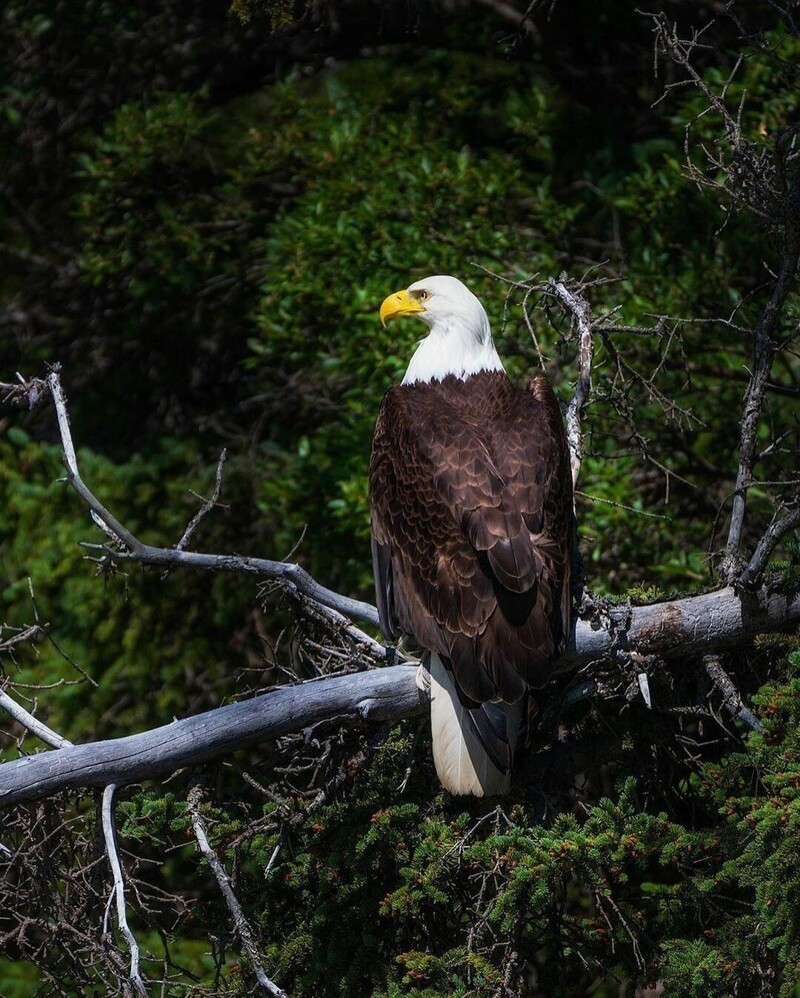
[2,1,800,994]
[225,668,800,997]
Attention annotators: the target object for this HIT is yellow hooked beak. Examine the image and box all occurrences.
[379,289,426,327]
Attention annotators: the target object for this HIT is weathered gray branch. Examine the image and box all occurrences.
[102,783,148,997]
[739,505,800,589]
[0,688,73,749]
[549,278,594,491]
[3,371,380,632]
[704,654,763,732]
[0,665,427,806]
[572,583,800,663]
[2,582,799,806]
[0,622,49,655]
[188,782,287,997]
[176,447,227,552]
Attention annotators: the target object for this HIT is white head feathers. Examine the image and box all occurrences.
[383,275,505,386]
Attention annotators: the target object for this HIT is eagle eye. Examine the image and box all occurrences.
[418,290,430,302]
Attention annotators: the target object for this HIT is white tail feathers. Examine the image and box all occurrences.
[428,653,512,797]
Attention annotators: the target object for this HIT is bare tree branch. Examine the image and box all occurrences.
[478,268,599,490]
[0,665,428,805]
[722,262,793,580]
[102,784,148,997]
[176,448,227,552]
[739,504,800,588]
[3,580,800,806]
[0,622,48,655]
[187,781,288,997]
[704,654,763,732]
[2,370,380,632]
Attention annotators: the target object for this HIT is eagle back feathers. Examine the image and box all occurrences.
[370,370,572,706]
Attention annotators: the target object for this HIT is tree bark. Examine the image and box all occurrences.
[571,583,800,664]
[0,666,427,806]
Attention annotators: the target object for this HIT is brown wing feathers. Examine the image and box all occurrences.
[370,370,572,708]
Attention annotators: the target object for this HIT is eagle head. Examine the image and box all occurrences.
[379,275,502,385]
[379,275,489,339]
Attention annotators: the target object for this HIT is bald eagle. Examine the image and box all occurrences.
[369,275,572,796]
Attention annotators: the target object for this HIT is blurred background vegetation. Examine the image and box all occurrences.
[1,0,800,994]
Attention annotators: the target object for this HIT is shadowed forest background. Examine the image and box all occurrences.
[1,1,800,995]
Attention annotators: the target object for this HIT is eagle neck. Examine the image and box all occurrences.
[401,315,504,386]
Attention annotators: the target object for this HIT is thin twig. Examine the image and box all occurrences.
[101,784,148,997]
[176,449,228,552]
[397,717,425,793]
[280,587,390,661]
[0,689,73,748]
[187,782,288,997]
[704,655,762,732]
[25,575,97,687]
[574,490,671,521]
[740,505,800,588]
[0,623,48,654]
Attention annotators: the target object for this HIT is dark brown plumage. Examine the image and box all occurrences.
[371,373,572,727]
